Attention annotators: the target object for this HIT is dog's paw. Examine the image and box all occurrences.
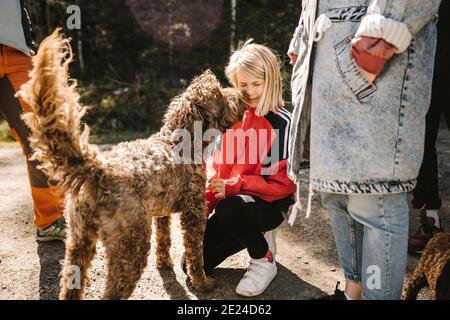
[156,256,174,269]
[193,275,215,292]
[59,288,83,300]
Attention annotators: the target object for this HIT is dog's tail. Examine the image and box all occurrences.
[18,29,103,193]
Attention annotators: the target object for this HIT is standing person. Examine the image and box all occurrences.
[408,0,449,254]
[287,0,441,299]
[0,0,65,241]
[196,39,296,297]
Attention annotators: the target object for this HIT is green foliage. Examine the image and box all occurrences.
[26,0,300,133]
[0,122,15,143]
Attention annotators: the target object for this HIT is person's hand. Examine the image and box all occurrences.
[351,36,397,83]
[358,67,377,83]
[208,178,226,199]
[289,53,298,65]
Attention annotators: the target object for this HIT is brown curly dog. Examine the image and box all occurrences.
[403,232,450,300]
[17,30,247,299]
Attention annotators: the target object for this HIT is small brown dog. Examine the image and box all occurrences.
[18,30,246,299]
[403,232,450,300]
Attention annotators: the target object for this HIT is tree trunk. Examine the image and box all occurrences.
[77,30,85,73]
[168,0,175,86]
[46,0,51,34]
[230,0,236,54]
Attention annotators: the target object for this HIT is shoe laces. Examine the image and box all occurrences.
[40,217,66,235]
[55,217,66,228]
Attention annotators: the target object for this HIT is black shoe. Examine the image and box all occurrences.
[408,208,445,254]
[316,281,346,300]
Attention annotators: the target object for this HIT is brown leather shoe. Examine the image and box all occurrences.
[408,208,444,254]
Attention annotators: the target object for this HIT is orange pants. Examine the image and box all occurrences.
[0,45,63,229]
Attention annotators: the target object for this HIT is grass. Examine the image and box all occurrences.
[90,130,153,145]
[1,121,152,147]
[0,121,18,148]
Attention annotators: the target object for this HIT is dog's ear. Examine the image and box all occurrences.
[218,88,247,130]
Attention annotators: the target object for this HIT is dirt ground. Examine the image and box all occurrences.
[0,122,448,300]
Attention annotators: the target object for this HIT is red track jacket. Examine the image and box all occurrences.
[206,107,296,212]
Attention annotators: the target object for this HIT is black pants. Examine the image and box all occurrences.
[202,195,284,272]
[412,45,450,210]
[0,76,49,188]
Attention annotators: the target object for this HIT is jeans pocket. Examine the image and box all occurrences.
[334,36,377,101]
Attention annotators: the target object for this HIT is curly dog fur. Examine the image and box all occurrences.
[403,232,450,300]
[18,30,247,299]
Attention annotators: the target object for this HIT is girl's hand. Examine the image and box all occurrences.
[357,66,377,83]
[351,36,397,83]
[208,178,226,199]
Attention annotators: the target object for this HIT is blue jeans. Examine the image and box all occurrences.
[321,192,409,300]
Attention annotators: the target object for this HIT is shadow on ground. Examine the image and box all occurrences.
[185,264,326,300]
[37,241,65,300]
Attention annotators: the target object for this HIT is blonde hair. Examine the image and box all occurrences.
[225,39,284,117]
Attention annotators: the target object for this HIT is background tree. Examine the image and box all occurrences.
[25,0,300,136]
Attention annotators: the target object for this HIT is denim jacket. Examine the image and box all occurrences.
[0,0,33,56]
[288,0,441,197]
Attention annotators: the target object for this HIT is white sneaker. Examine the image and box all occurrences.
[235,257,277,297]
[263,229,277,259]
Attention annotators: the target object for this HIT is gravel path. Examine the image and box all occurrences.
[0,124,448,300]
